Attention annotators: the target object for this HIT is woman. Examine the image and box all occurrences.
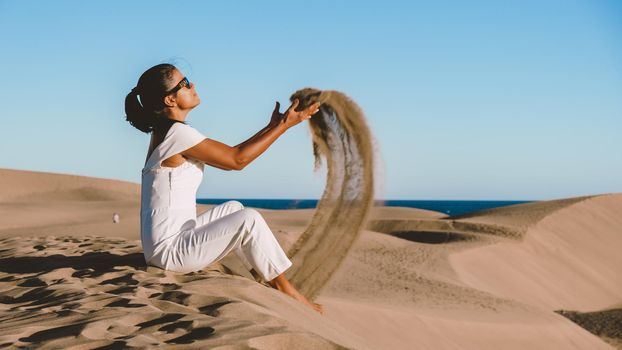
[125,63,322,314]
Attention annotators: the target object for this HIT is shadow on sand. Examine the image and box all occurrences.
[0,252,146,277]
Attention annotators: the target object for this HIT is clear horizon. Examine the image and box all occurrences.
[1,1,620,201]
[197,197,536,201]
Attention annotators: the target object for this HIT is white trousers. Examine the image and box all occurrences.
[163,200,292,281]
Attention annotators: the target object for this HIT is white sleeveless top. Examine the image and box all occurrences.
[140,122,207,264]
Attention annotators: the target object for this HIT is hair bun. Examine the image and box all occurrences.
[125,63,176,134]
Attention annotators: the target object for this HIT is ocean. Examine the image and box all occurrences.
[196,198,533,217]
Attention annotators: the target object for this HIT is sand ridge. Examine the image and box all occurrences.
[0,168,140,203]
[450,193,622,311]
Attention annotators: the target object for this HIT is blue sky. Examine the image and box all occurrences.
[1,0,620,200]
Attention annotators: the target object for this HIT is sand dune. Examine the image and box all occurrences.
[0,167,620,349]
[0,168,139,202]
[450,193,622,311]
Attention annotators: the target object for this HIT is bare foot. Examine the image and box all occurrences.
[268,273,324,315]
[285,287,324,315]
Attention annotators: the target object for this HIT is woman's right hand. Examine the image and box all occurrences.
[271,99,321,129]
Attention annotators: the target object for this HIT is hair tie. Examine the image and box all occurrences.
[131,87,144,108]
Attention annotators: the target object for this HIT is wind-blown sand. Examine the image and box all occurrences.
[1,167,620,349]
[285,88,375,299]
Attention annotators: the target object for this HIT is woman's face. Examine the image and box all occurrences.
[166,68,200,110]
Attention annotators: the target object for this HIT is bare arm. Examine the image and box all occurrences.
[182,99,320,171]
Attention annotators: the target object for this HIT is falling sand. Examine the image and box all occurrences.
[285,88,375,300]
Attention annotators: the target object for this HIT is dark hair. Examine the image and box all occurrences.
[125,63,186,133]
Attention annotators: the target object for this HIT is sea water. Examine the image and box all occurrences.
[196,198,533,217]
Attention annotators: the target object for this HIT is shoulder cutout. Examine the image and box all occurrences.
[142,123,207,172]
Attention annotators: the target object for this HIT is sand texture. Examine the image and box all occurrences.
[0,167,620,349]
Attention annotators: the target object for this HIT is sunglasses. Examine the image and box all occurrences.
[165,77,191,95]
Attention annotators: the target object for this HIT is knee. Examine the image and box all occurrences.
[224,200,244,212]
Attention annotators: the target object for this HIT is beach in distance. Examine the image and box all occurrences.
[0,167,621,349]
